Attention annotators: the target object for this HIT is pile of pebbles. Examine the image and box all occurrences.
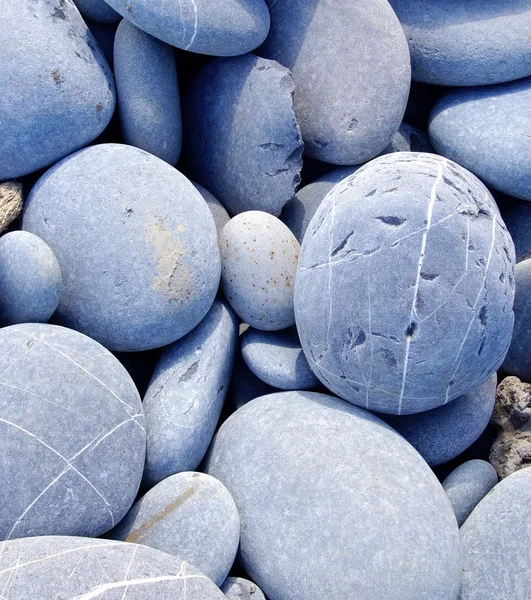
[1,0,531,598]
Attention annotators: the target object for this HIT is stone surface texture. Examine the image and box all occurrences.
[0,181,23,234]
[222,577,267,600]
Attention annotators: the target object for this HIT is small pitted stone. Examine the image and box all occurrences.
[295,153,515,415]
[0,181,23,234]
[222,577,266,600]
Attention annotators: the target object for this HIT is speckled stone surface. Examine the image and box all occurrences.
[143,300,238,488]
[110,472,240,586]
[103,0,270,56]
[220,211,299,331]
[383,375,497,466]
[502,259,531,380]
[74,0,120,23]
[0,323,145,541]
[429,78,531,201]
[461,467,531,599]
[259,0,411,165]
[0,536,225,599]
[114,19,182,165]
[0,0,116,180]
[192,182,230,235]
[0,182,23,234]
[0,232,62,326]
[206,391,462,600]
[222,577,266,600]
[183,55,303,216]
[23,144,220,352]
[442,460,498,527]
[388,0,531,86]
[295,153,515,415]
[241,327,319,390]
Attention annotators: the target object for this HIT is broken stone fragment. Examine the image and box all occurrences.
[0,181,23,233]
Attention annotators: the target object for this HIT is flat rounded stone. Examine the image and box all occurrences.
[502,259,531,380]
[241,327,320,390]
[295,153,515,415]
[222,577,266,600]
[0,0,115,180]
[442,460,498,527]
[388,0,531,86]
[383,375,497,466]
[0,536,225,599]
[192,181,230,235]
[429,78,531,201]
[0,231,62,326]
[110,472,240,586]
[220,211,299,331]
[0,323,145,540]
[143,300,238,488]
[114,19,182,165]
[461,467,531,599]
[183,55,303,216]
[260,0,410,165]
[74,0,120,23]
[205,391,462,600]
[23,143,220,352]
[103,0,270,56]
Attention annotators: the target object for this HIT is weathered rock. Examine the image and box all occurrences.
[295,153,515,414]
[489,376,531,479]
[0,181,23,233]
[222,577,266,600]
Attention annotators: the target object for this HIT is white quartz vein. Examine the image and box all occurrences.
[184,0,198,50]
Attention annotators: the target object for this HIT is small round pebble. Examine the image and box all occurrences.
[192,181,230,235]
[221,577,266,600]
[241,327,320,390]
[109,472,240,586]
[442,460,498,527]
[219,211,299,331]
[74,0,120,23]
[0,231,62,326]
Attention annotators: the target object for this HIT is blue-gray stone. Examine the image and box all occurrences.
[103,0,270,56]
[205,391,462,600]
[461,467,531,599]
[295,153,515,415]
[442,460,498,527]
[381,122,434,155]
[280,167,360,244]
[502,201,531,263]
[110,472,240,586]
[0,536,225,599]
[0,323,145,541]
[259,0,410,165]
[388,0,531,86]
[74,0,120,23]
[241,327,319,390]
[0,231,62,326]
[502,259,531,380]
[87,20,117,71]
[227,351,278,411]
[0,0,116,180]
[222,577,266,600]
[383,375,497,467]
[183,55,303,216]
[220,212,299,331]
[143,300,238,488]
[23,143,220,352]
[192,182,230,235]
[114,19,182,165]
[429,78,531,201]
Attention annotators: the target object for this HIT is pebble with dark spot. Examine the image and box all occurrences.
[222,577,267,600]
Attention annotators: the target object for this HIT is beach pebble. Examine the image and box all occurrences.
[0,536,225,599]
[384,374,497,466]
[260,0,410,165]
[114,19,182,165]
[222,577,266,600]
[429,77,531,201]
[0,323,145,541]
[442,460,498,527]
[461,467,531,599]
[227,351,278,411]
[143,300,238,488]
[220,211,299,331]
[103,0,270,56]
[389,0,531,86]
[183,55,303,217]
[74,0,120,23]
[0,181,23,234]
[205,391,462,600]
[295,153,515,415]
[0,231,62,326]
[241,327,319,390]
[192,182,231,235]
[23,143,220,352]
[109,472,240,586]
[0,0,115,180]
